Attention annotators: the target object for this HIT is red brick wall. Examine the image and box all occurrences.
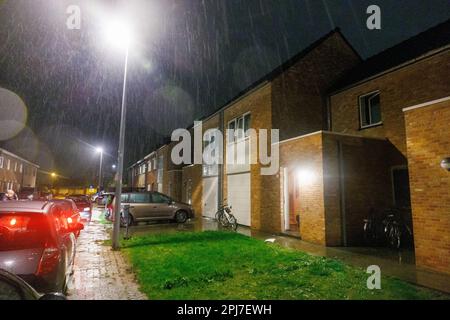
[272,32,361,140]
[330,50,450,157]
[405,98,450,274]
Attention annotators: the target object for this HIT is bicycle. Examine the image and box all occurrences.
[215,201,238,231]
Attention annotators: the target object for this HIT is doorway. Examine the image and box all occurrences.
[283,168,300,235]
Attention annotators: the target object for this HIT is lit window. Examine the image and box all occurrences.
[0,156,3,169]
[359,92,381,128]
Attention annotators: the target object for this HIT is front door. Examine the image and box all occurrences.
[202,176,218,219]
[284,169,299,232]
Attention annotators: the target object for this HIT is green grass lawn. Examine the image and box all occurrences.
[121,231,448,300]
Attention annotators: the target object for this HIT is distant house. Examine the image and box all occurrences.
[0,148,39,192]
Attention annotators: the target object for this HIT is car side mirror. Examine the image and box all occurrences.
[39,293,67,300]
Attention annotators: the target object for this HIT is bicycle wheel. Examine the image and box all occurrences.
[228,214,238,231]
[219,212,230,227]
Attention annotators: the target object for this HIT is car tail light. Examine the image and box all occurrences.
[37,242,60,275]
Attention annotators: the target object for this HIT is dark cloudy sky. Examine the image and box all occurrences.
[0,0,449,185]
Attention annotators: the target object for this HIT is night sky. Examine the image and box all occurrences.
[0,0,449,185]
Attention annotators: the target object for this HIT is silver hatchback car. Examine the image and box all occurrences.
[109,192,195,226]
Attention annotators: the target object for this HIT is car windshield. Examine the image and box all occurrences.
[0,213,50,251]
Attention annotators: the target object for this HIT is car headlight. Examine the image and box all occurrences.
[83,207,91,212]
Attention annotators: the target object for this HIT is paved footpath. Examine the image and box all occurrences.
[67,210,147,300]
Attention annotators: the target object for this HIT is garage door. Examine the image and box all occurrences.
[227,173,251,226]
[202,176,218,219]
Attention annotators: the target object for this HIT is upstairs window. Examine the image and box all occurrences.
[203,130,219,177]
[227,113,251,143]
[359,91,381,128]
[0,156,3,169]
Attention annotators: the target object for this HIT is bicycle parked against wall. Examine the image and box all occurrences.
[363,207,413,249]
[215,200,238,231]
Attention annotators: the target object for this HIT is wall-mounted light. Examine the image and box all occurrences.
[441,157,450,171]
[297,169,316,185]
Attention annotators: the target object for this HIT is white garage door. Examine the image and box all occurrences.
[202,177,218,219]
[227,173,251,226]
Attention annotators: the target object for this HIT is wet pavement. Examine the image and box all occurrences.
[67,209,147,300]
[122,217,450,294]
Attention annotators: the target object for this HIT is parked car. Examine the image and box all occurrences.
[0,201,83,293]
[0,269,66,300]
[50,199,83,237]
[66,195,92,222]
[109,192,194,226]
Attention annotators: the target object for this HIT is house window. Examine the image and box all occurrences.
[0,156,3,169]
[19,164,23,173]
[14,162,17,172]
[359,91,381,128]
[227,113,251,143]
[203,130,219,177]
[147,161,152,172]
[6,159,10,170]
[157,156,163,183]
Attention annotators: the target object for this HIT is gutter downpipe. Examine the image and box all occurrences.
[218,110,224,207]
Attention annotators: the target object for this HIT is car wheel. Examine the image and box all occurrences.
[175,210,188,223]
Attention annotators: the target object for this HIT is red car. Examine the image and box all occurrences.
[50,199,82,237]
[66,195,92,222]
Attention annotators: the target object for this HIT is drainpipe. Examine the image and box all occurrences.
[337,140,347,246]
[218,110,224,206]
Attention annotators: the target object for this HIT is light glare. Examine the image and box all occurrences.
[103,18,132,50]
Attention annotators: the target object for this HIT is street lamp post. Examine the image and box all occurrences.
[101,15,132,250]
[96,147,104,191]
[112,38,130,251]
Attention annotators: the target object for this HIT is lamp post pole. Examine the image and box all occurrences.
[98,150,103,191]
[112,44,129,251]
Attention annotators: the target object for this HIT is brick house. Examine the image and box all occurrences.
[326,20,450,272]
[127,20,450,275]
[185,29,361,229]
[0,148,39,192]
[129,141,183,201]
